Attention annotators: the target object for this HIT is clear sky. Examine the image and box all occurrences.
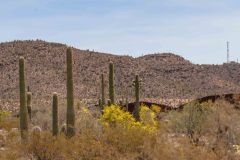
[1,0,240,64]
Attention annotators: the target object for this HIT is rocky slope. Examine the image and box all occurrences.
[1,40,240,109]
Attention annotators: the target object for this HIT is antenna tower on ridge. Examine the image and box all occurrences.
[227,41,230,63]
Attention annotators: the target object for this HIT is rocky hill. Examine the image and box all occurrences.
[1,40,240,109]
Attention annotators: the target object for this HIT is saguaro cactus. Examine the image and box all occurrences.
[133,75,140,121]
[66,47,75,138]
[109,62,115,104]
[19,57,28,140]
[98,98,103,111]
[60,124,67,135]
[27,86,30,92]
[26,92,32,120]
[107,99,111,106]
[119,100,123,107]
[125,98,129,111]
[101,74,105,106]
[52,92,59,136]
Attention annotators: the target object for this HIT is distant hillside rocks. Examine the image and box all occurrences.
[138,53,192,65]
[1,40,240,109]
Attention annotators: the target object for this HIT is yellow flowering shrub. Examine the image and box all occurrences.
[150,104,161,113]
[140,105,158,132]
[100,105,157,133]
[100,105,136,128]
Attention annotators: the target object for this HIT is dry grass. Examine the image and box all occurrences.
[0,100,240,160]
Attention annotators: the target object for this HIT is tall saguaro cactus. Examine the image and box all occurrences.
[133,75,140,121]
[19,57,28,140]
[109,62,115,104]
[98,98,102,111]
[101,74,105,106]
[125,98,129,111]
[66,47,75,138]
[26,92,32,120]
[52,92,59,136]
[27,86,30,92]
[107,99,111,106]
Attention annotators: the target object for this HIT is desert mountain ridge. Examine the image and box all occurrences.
[1,40,240,109]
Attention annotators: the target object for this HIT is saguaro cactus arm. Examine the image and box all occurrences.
[26,92,32,120]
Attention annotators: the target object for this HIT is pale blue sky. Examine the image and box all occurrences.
[1,0,240,64]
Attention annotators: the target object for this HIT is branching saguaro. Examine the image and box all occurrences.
[66,47,75,138]
[52,92,59,136]
[19,57,28,140]
[109,62,115,104]
[133,75,140,121]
